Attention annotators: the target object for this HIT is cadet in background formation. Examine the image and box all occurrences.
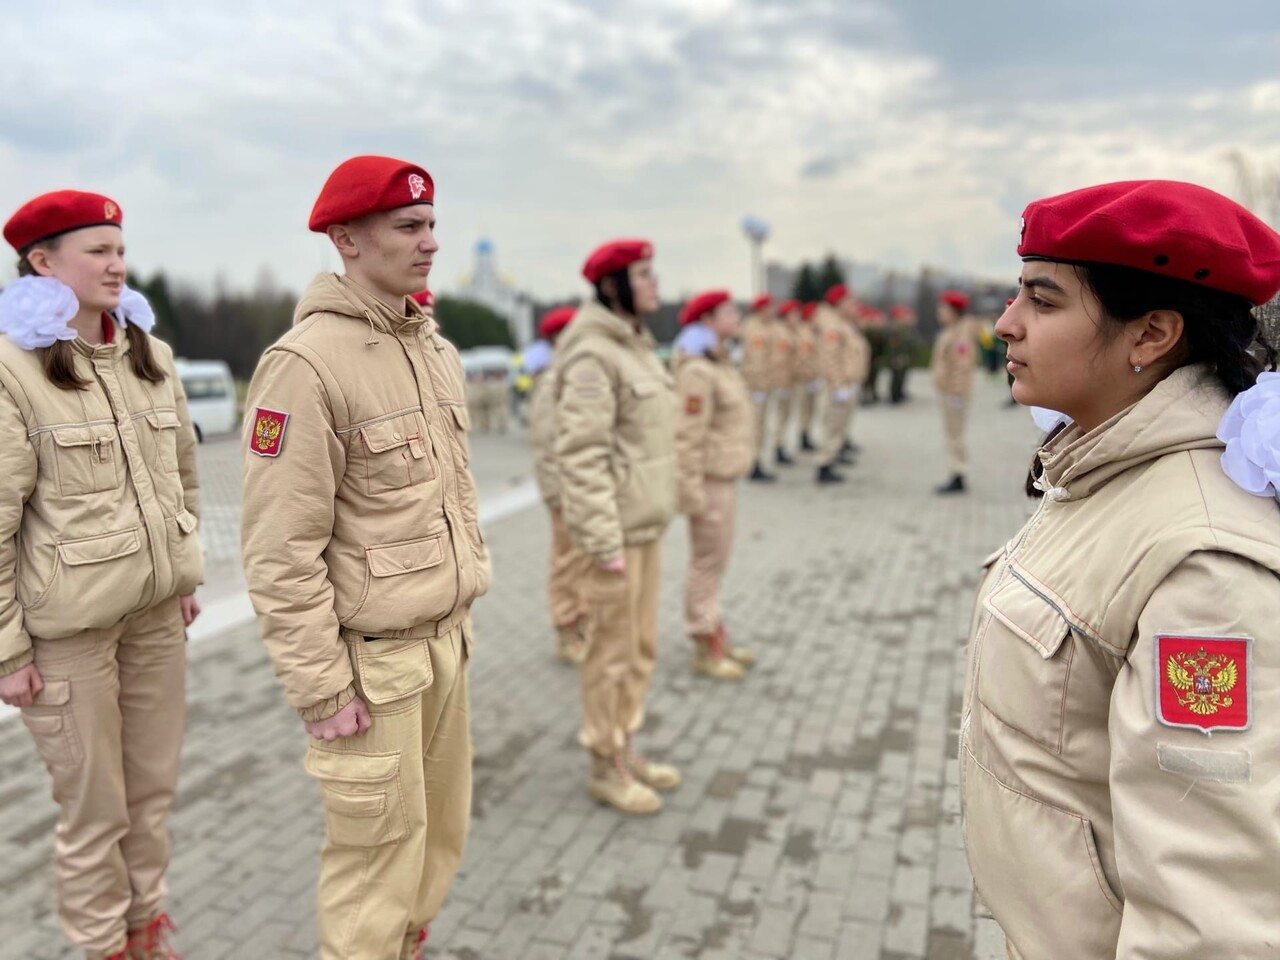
[885,304,918,403]
[241,156,488,960]
[930,289,979,494]
[769,298,798,467]
[739,293,780,481]
[860,305,887,403]
[672,291,756,682]
[797,301,822,450]
[965,179,1280,960]
[0,191,203,960]
[554,239,680,816]
[814,284,862,483]
[526,305,591,664]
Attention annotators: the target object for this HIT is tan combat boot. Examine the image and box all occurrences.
[555,623,587,664]
[587,753,662,815]
[717,623,756,668]
[692,632,746,681]
[624,742,682,792]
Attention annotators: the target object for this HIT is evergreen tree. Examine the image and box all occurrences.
[817,252,846,295]
[434,297,517,350]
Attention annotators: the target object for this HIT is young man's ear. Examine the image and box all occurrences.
[327,223,359,259]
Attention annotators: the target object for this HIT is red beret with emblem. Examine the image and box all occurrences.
[801,302,818,320]
[750,293,773,312]
[939,289,970,312]
[4,190,123,253]
[582,238,654,284]
[538,305,576,339]
[309,155,434,233]
[679,289,731,326]
[410,289,434,308]
[1018,180,1280,305]
[824,283,850,305]
[779,299,800,315]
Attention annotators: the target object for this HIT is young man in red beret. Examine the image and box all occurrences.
[795,303,822,448]
[814,284,864,482]
[931,289,978,494]
[240,156,490,960]
[554,239,680,815]
[739,293,781,480]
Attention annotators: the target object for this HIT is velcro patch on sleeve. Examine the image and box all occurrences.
[249,407,290,458]
[685,396,703,416]
[1156,635,1251,734]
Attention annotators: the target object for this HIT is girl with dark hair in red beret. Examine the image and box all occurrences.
[0,192,203,959]
[962,180,1280,959]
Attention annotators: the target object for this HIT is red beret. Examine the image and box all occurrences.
[410,289,434,308]
[582,238,653,284]
[538,305,576,339]
[309,156,434,233]
[889,305,912,319]
[824,283,850,305]
[678,289,731,326]
[1018,180,1280,305]
[801,302,818,320]
[779,299,800,315]
[4,190,122,253]
[749,293,773,312]
[939,289,971,312]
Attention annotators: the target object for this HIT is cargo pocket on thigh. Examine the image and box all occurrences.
[21,679,83,769]
[304,750,407,847]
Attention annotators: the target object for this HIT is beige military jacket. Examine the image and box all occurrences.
[792,322,820,386]
[0,326,203,675]
[673,349,754,515]
[962,365,1280,959]
[849,324,871,384]
[930,320,979,398]
[739,311,778,392]
[553,300,676,563]
[769,321,797,392]
[241,274,490,721]
[527,371,561,507]
[814,305,859,390]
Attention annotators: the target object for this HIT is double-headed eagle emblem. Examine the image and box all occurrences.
[1165,647,1238,716]
[254,414,283,451]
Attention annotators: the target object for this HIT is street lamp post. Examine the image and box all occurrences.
[741,215,770,297]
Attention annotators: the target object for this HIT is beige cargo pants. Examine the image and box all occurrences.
[547,507,591,629]
[818,386,855,466]
[941,394,970,475]
[798,381,821,439]
[579,540,661,755]
[307,624,471,960]
[750,389,772,462]
[773,389,794,451]
[20,597,186,959]
[684,479,738,636]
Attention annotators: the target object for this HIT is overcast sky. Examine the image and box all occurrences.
[3,0,1278,301]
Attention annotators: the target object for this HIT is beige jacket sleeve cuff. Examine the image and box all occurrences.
[297,682,357,723]
[0,649,34,678]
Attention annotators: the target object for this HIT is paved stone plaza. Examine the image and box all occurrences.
[0,377,1042,959]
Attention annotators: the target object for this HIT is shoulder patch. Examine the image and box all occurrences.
[249,407,289,458]
[1156,635,1252,734]
[685,395,704,416]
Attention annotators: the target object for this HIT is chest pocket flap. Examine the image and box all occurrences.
[631,379,660,398]
[978,573,1074,752]
[360,420,426,457]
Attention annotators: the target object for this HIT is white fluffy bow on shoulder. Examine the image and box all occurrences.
[0,276,155,350]
[1218,371,1280,500]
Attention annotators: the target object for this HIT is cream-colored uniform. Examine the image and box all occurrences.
[673,349,754,636]
[962,366,1280,960]
[528,369,590,632]
[814,304,859,466]
[739,310,779,462]
[793,320,821,440]
[0,325,202,958]
[769,321,798,450]
[930,319,979,476]
[241,274,490,960]
[553,301,677,756]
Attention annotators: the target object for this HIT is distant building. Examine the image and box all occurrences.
[456,239,536,347]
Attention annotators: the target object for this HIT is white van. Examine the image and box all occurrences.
[174,359,237,442]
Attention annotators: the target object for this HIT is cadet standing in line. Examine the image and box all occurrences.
[769,296,798,466]
[964,179,1280,960]
[861,305,887,403]
[885,304,919,404]
[844,293,873,455]
[241,156,489,960]
[672,290,756,682]
[554,239,680,816]
[526,305,591,664]
[0,192,202,960]
[796,301,822,450]
[931,290,979,494]
[739,292,779,481]
[814,284,861,483]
